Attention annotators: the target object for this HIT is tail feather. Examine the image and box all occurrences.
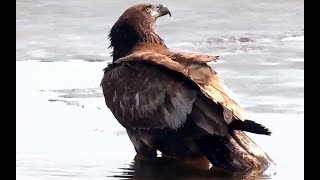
[232,131,275,165]
[195,131,274,171]
[229,119,271,135]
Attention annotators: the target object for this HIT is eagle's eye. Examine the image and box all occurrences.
[145,7,151,13]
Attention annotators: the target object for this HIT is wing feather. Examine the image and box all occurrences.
[169,52,219,63]
[101,61,197,130]
[115,52,246,123]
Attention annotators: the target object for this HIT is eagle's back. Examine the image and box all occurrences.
[101,61,227,136]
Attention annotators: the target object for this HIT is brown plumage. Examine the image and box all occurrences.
[101,3,274,171]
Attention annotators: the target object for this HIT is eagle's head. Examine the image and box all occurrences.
[121,4,171,23]
[109,4,171,61]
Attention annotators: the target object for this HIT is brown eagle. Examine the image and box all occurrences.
[101,3,274,170]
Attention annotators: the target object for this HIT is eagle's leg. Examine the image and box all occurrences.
[127,130,157,159]
[155,135,204,159]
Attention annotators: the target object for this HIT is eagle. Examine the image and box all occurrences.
[101,3,274,171]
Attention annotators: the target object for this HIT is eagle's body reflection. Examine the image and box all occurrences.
[111,156,272,180]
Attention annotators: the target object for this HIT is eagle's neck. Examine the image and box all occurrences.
[109,24,167,62]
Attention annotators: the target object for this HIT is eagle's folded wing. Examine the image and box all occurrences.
[116,52,246,124]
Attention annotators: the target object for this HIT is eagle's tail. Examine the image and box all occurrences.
[195,130,275,171]
[228,119,271,135]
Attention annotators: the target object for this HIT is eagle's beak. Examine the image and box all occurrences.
[152,4,171,18]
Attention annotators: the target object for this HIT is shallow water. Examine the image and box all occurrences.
[16,0,304,179]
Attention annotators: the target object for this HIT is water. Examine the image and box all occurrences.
[16,0,304,179]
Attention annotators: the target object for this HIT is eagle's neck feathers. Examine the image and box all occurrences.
[109,23,167,61]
